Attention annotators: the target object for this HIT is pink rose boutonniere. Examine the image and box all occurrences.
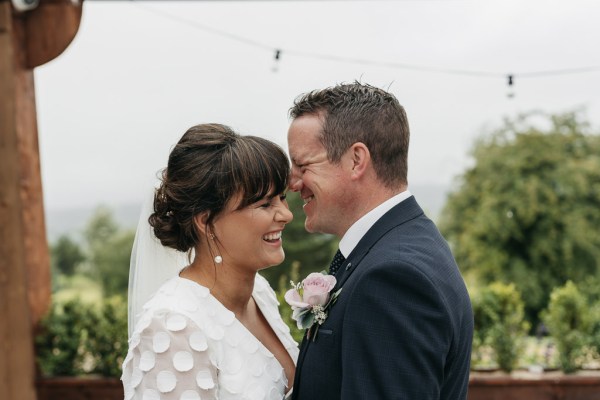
[284,272,342,341]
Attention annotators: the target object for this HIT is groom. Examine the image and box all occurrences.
[287,82,473,399]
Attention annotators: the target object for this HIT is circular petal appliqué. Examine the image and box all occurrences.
[139,351,156,372]
[216,309,235,326]
[205,324,224,340]
[196,370,215,389]
[173,351,194,372]
[189,331,208,352]
[266,358,283,381]
[131,367,144,388]
[180,390,201,400]
[245,385,266,400]
[142,389,160,400]
[225,326,244,347]
[179,297,199,313]
[166,314,187,331]
[222,352,243,374]
[157,370,177,393]
[153,332,171,353]
[241,336,259,354]
[248,355,266,377]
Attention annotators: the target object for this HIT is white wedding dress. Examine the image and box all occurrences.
[121,274,299,400]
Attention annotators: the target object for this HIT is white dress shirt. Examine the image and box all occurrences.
[338,190,412,258]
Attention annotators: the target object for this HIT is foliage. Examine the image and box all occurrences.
[35,296,128,377]
[440,111,600,324]
[52,274,104,305]
[82,206,134,297]
[35,299,93,376]
[542,281,592,373]
[261,191,338,288]
[471,282,529,371]
[589,302,600,362]
[51,235,85,276]
[83,206,119,250]
[276,262,306,343]
[91,229,136,297]
[85,296,129,377]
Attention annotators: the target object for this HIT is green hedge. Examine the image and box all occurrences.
[36,296,127,377]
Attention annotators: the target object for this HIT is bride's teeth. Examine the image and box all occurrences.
[263,232,282,241]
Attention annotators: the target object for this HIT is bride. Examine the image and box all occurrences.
[122,124,298,400]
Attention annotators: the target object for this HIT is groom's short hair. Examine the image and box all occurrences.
[289,82,410,189]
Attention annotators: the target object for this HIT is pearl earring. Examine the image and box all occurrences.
[208,233,222,264]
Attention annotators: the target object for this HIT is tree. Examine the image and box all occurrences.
[83,206,118,251]
[50,234,85,276]
[260,192,338,288]
[440,111,600,324]
[83,206,134,297]
[92,229,135,297]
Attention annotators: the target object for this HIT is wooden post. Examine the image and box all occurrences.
[0,1,82,399]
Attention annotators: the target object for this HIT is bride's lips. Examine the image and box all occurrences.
[262,230,283,244]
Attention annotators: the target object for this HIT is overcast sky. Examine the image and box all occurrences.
[34,0,600,211]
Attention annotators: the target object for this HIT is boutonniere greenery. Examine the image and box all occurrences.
[284,272,342,341]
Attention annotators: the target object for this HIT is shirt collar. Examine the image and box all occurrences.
[339,189,412,258]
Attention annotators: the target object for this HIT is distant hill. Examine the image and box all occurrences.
[45,203,141,243]
[45,183,449,243]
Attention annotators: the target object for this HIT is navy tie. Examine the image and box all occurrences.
[328,249,345,276]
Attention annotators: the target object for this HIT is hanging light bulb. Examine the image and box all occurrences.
[272,49,281,73]
[506,74,515,99]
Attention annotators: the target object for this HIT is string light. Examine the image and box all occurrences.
[131,1,600,94]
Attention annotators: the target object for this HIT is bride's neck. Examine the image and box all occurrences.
[182,256,255,317]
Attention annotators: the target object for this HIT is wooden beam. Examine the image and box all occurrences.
[24,0,83,68]
[0,3,37,398]
[0,0,82,398]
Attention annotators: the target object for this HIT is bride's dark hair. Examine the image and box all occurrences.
[149,123,290,252]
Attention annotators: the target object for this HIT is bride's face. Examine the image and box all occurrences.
[211,192,293,272]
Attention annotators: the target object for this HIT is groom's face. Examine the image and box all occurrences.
[287,114,351,237]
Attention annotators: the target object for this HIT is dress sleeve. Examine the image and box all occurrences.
[123,310,219,400]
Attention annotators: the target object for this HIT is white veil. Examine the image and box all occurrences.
[128,186,191,337]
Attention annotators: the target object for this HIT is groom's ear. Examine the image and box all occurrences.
[348,142,370,180]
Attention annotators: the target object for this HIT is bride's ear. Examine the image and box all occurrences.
[193,212,210,237]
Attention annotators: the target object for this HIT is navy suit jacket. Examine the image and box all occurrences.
[292,196,473,400]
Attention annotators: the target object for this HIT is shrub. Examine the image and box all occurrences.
[36,296,128,377]
[542,280,592,373]
[35,299,93,376]
[472,282,529,371]
[85,296,128,377]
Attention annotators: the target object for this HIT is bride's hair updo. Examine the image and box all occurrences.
[149,123,290,252]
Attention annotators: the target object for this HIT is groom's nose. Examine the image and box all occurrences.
[288,168,303,192]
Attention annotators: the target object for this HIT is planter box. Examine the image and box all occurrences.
[37,377,123,400]
[37,372,600,400]
[469,370,600,400]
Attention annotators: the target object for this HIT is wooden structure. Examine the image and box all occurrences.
[0,0,82,398]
